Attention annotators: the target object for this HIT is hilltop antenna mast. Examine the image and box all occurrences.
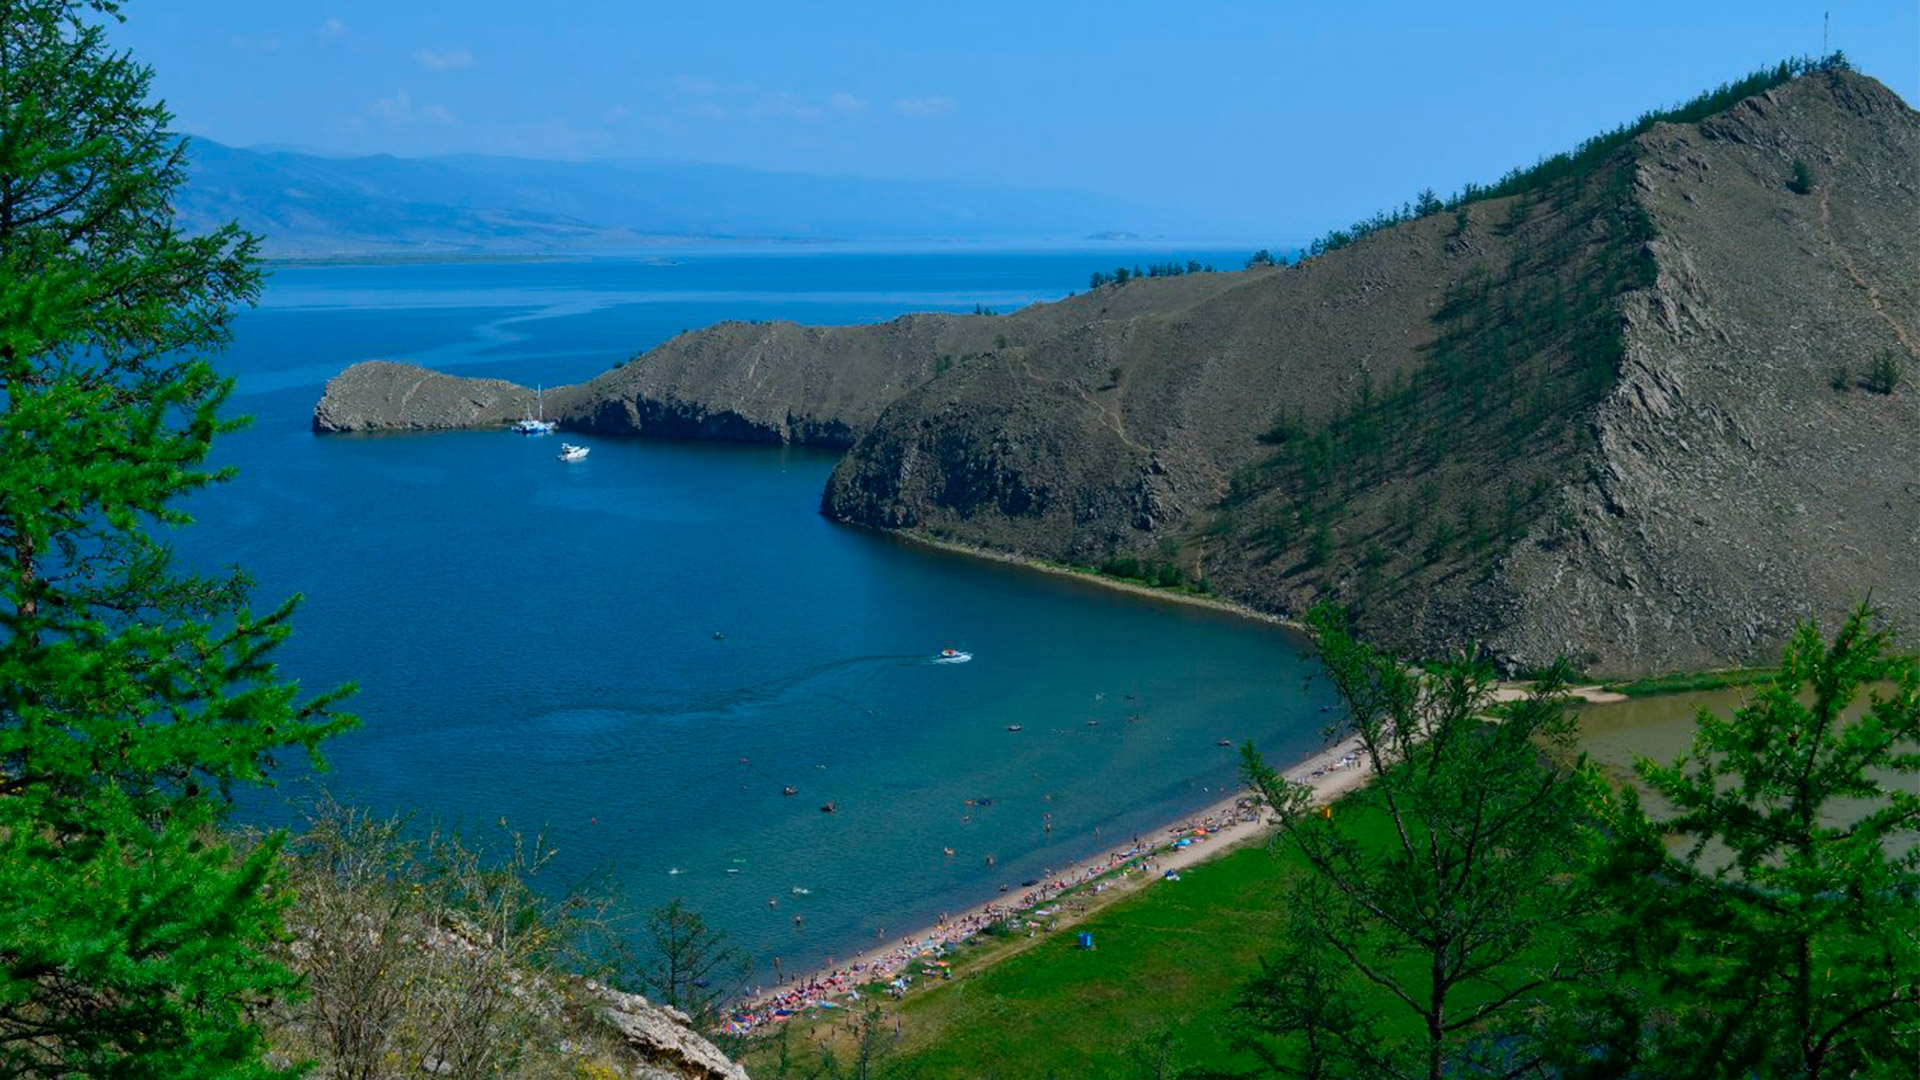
[1822,10,1829,56]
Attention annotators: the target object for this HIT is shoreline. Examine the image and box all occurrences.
[889,531,1631,707]
[885,530,1310,636]
[731,732,1373,1032]
[720,531,1643,1032]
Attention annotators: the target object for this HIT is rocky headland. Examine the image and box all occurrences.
[314,68,1919,678]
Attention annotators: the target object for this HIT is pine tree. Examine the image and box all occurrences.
[0,3,356,1075]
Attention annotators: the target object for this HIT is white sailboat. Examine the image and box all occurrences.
[512,385,556,435]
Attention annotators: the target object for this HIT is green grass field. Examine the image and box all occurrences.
[745,791,1569,1078]
[1601,666,1777,697]
[872,800,1408,1078]
[887,842,1292,1078]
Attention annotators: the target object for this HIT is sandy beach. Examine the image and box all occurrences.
[724,540,1628,1033]
[731,732,1373,1032]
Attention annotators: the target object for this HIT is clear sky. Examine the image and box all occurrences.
[114,0,1918,240]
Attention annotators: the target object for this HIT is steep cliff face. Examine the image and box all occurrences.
[1494,71,1920,673]
[315,314,988,444]
[825,70,1919,675]
[313,272,1258,444]
[567,315,976,447]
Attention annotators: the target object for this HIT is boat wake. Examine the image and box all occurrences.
[930,650,972,665]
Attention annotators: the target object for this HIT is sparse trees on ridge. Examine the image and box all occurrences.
[1089,258,1220,289]
[1278,53,1850,264]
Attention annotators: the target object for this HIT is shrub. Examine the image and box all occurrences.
[1866,350,1903,394]
[1787,157,1814,195]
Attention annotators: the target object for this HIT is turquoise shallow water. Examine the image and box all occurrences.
[180,249,1333,979]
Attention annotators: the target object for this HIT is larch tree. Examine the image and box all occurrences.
[1562,604,1920,1079]
[1234,604,1602,1080]
[638,898,746,1033]
[0,2,355,1076]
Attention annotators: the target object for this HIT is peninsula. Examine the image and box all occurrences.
[315,67,1919,678]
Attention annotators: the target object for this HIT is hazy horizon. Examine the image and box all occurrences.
[116,1,1919,243]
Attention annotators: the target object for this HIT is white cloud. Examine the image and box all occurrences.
[228,35,280,52]
[372,88,455,126]
[675,75,718,95]
[828,91,867,115]
[604,105,629,123]
[318,18,347,40]
[893,96,955,117]
[372,89,413,123]
[682,102,727,122]
[751,93,824,122]
[415,48,476,71]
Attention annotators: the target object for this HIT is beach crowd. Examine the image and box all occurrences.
[726,795,1270,1035]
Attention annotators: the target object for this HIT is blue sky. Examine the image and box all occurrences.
[116,1,1917,240]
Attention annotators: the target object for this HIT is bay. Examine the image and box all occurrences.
[178,248,1333,979]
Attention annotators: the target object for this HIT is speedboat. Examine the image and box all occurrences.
[1006,724,1023,732]
[557,443,589,462]
[933,648,972,664]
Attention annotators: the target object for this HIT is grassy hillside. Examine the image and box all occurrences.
[886,843,1291,1078]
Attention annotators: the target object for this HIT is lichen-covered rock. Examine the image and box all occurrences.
[584,983,749,1080]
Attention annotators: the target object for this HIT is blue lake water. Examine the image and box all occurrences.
[181,248,1331,981]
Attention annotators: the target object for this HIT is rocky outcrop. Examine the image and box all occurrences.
[312,360,584,433]
[313,313,1014,445]
[586,983,749,1080]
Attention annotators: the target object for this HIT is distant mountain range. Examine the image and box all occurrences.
[177,139,1215,256]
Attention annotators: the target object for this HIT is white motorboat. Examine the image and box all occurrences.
[557,442,589,462]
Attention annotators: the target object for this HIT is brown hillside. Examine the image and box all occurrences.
[1496,70,1920,673]
[826,69,1919,675]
